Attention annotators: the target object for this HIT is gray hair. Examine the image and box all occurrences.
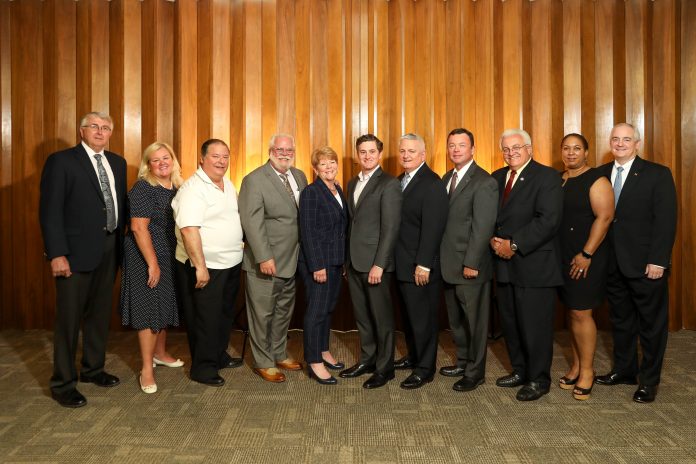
[268,133,295,150]
[400,133,426,151]
[499,129,532,149]
[80,112,113,129]
[611,123,641,142]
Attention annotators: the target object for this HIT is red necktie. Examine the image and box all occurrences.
[502,169,516,204]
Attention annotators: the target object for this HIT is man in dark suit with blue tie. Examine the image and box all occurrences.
[40,112,127,408]
[394,133,448,390]
[490,129,563,401]
[595,123,677,403]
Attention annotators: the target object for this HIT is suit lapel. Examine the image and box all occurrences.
[448,162,477,203]
[616,156,643,208]
[73,144,105,203]
[402,164,426,196]
[355,167,382,210]
[501,160,535,208]
[264,162,297,209]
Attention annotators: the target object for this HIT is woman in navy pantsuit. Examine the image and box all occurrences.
[299,146,348,385]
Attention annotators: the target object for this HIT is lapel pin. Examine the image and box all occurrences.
[519,177,524,182]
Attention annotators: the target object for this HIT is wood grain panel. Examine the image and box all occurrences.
[0,0,692,331]
[0,1,12,326]
[681,0,696,330]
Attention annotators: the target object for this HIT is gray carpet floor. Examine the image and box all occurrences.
[1,329,695,463]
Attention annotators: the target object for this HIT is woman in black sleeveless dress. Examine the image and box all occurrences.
[558,133,614,400]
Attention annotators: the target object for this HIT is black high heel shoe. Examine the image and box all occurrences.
[573,375,595,401]
[322,359,345,370]
[558,374,579,390]
[308,365,337,385]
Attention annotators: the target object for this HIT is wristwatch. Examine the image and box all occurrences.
[510,240,518,252]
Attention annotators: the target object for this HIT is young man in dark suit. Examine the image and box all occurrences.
[394,133,449,390]
[440,128,498,392]
[595,123,677,403]
[40,112,127,408]
[490,128,563,401]
[341,134,402,389]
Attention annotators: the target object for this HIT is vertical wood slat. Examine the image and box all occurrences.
[0,0,693,331]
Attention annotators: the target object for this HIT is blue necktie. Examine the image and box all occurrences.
[613,166,624,207]
[401,173,410,191]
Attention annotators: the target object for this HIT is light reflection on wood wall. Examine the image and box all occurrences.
[0,0,693,331]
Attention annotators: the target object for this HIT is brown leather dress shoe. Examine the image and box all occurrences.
[276,359,302,371]
[254,368,287,383]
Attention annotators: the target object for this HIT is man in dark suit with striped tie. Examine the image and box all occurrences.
[490,128,563,401]
[595,123,677,403]
[40,112,127,408]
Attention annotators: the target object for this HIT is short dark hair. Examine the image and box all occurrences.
[201,138,229,158]
[355,134,383,153]
[447,128,474,147]
[561,133,589,150]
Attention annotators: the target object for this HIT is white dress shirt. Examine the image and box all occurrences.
[81,141,119,223]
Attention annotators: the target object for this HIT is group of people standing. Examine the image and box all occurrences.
[39,112,676,409]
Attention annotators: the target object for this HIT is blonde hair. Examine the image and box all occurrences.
[137,142,184,188]
[311,146,338,167]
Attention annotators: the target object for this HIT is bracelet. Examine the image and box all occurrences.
[581,250,592,259]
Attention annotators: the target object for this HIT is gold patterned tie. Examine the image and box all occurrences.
[280,173,297,206]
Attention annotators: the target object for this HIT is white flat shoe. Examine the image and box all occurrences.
[152,357,184,368]
[139,374,157,394]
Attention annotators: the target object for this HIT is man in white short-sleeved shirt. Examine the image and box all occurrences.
[172,139,244,387]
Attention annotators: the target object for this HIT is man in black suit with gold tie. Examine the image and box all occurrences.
[595,123,677,403]
[394,133,448,390]
[40,112,127,408]
[341,134,402,389]
[490,128,563,401]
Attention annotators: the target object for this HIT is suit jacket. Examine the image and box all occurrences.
[491,159,563,287]
[440,162,499,285]
[299,179,348,272]
[239,162,308,278]
[346,167,402,273]
[599,156,677,278]
[39,143,127,272]
[394,164,449,282]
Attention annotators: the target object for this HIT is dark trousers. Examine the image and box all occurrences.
[398,279,440,378]
[606,268,669,386]
[50,233,117,394]
[496,283,556,387]
[176,261,241,381]
[444,281,491,380]
[347,267,395,375]
[299,263,342,364]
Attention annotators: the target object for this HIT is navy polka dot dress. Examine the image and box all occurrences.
[120,180,179,331]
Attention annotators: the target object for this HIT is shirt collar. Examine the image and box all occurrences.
[81,141,102,157]
[359,166,380,182]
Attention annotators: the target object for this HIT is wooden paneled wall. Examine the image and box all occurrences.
[0,0,693,331]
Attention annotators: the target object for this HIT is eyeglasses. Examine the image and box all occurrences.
[610,137,635,144]
[272,147,295,155]
[501,144,529,156]
[82,124,112,132]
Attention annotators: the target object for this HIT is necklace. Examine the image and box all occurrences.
[157,179,173,189]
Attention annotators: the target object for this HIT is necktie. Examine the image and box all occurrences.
[502,169,516,204]
[94,154,117,232]
[448,171,458,199]
[401,173,410,191]
[280,173,297,206]
[613,166,624,207]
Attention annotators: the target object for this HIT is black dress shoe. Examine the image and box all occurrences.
[51,389,87,408]
[191,375,225,386]
[220,357,243,369]
[516,382,550,401]
[363,372,395,389]
[400,373,434,390]
[595,372,637,386]
[308,366,337,385]
[80,371,120,387]
[439,365,467,377]
[339,363,375,378]
[323,359,345,370]
[495,373,525,388]
[394,356,415,370]
[453,377,485,392]
[633,384,657,403]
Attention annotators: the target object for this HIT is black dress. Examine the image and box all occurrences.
[558,168,609,309]
[120,180,179,331]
